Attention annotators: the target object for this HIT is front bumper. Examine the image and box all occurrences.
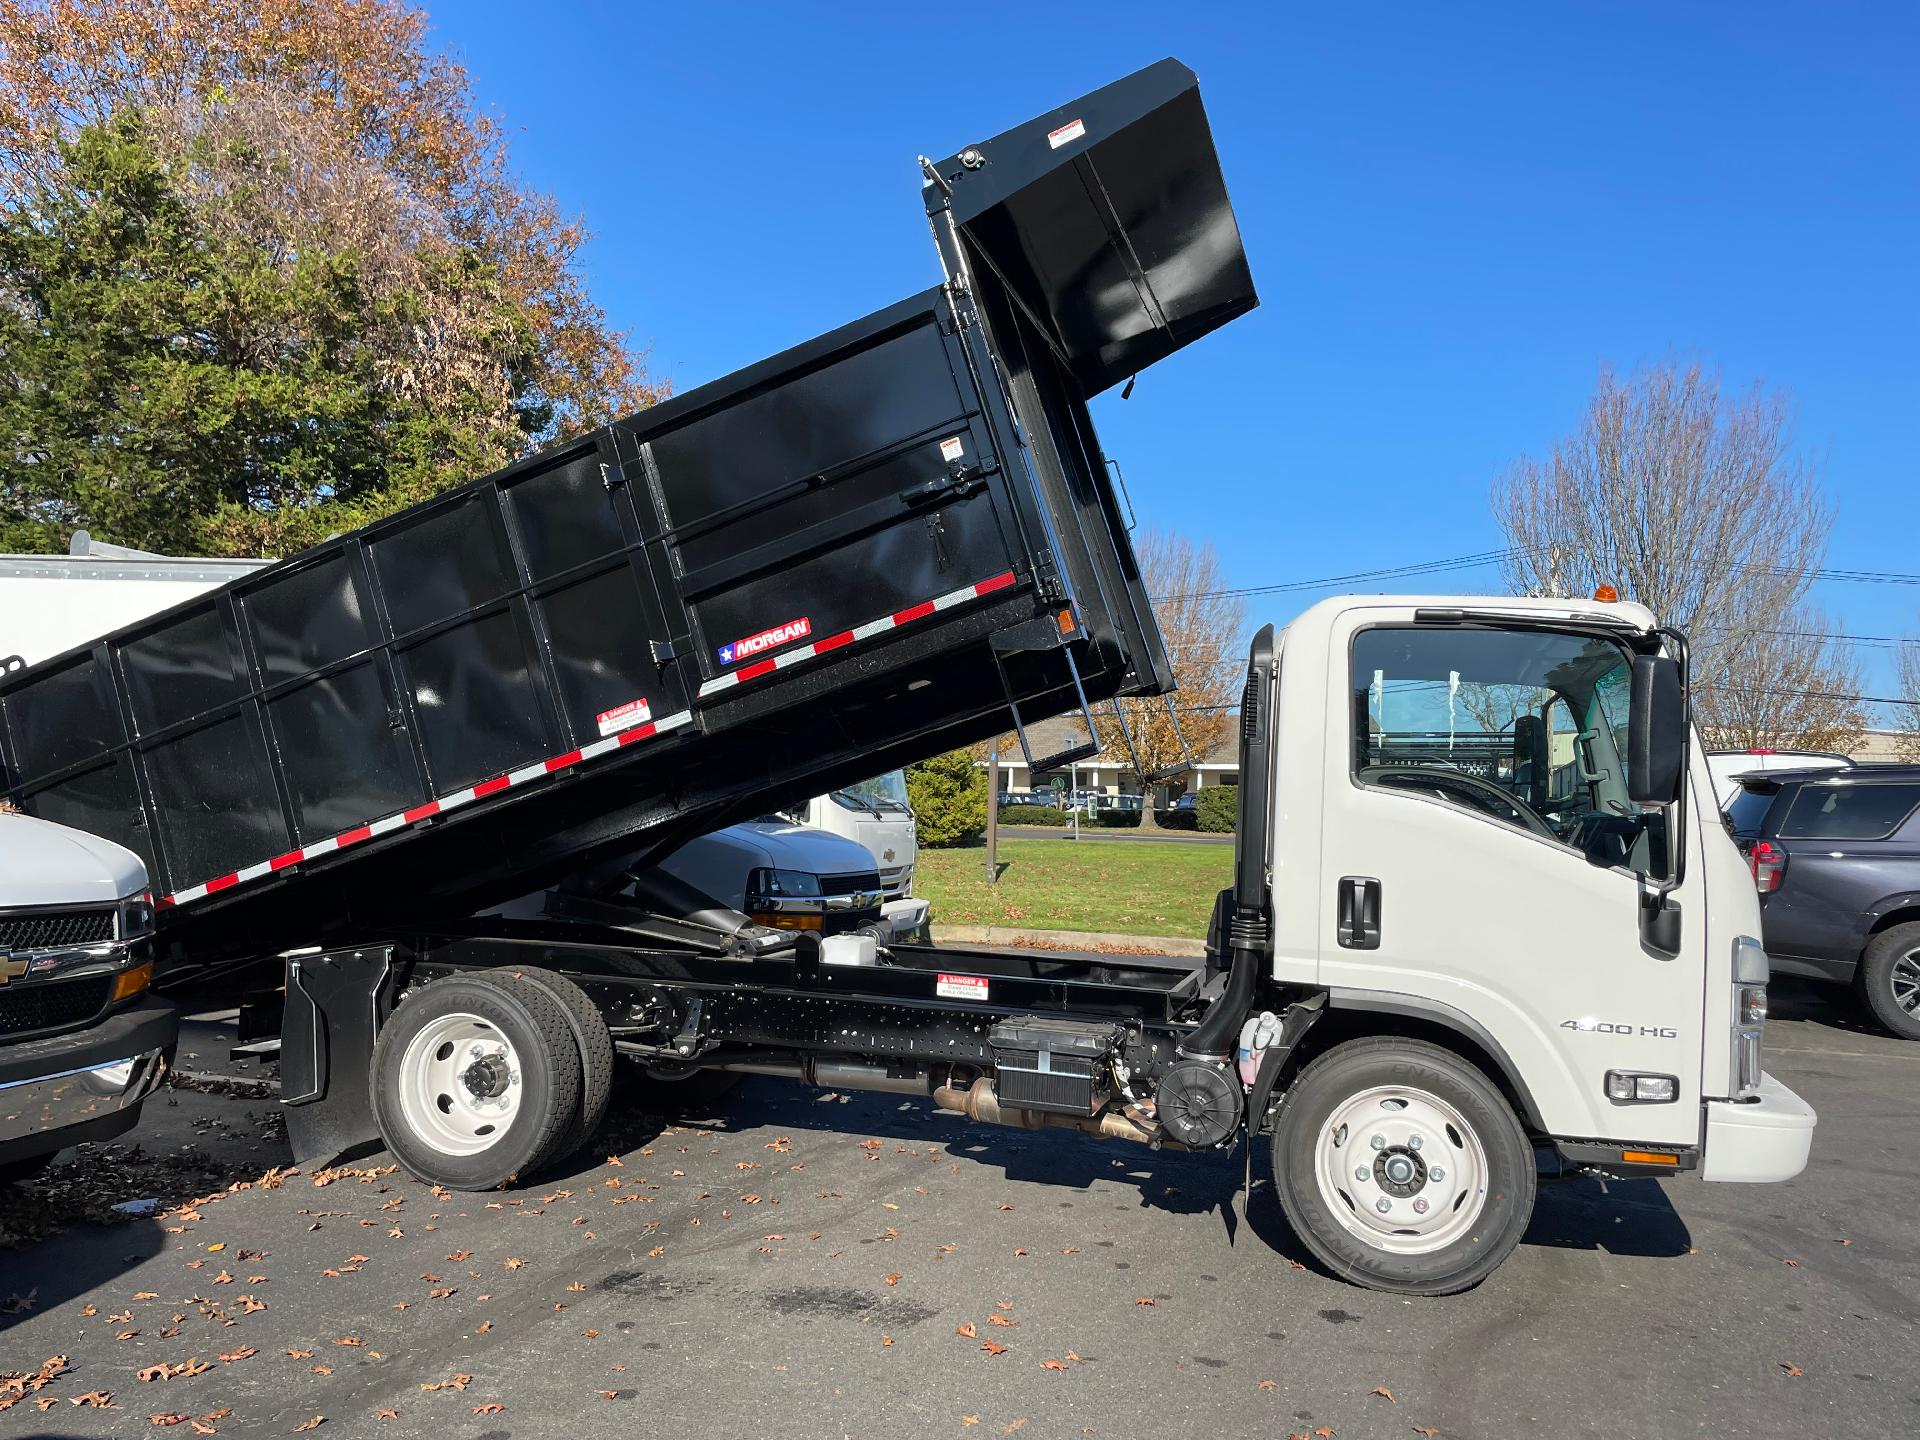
[881,897,931,944]
[1700,1071,1817,1183]
[0,996,177,1165]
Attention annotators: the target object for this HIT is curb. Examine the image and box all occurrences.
[929,924,1206,957]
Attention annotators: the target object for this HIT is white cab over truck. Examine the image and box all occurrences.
[0,60,1812,1294]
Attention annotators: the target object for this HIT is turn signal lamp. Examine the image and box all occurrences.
[1592,583,1619,602]
[111,960,154,1002]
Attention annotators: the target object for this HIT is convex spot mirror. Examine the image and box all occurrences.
[1627,654,1685,805]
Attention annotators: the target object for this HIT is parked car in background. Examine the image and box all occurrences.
[1707,748,1851,809]
[0,808,177,1183]
[1727,765,1920,1039]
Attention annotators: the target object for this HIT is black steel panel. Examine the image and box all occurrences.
[144,709,288,882]
[929,58,1257,397]
[397,606,551,791]
[371,492,515,635]
[268,661,422,841]
[1,652,110,783]
[503,446,626,582]
[243,552,372,683]
[120,601,247,734]
[536,566,669,741]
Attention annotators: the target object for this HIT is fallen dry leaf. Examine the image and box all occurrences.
[980,1340,1008,1357]
[503,1258,526,1271]
[1372,1387,1397,1402]
[955,1322,978,1338]
[883,1273,902,1287]
[1413,1427,1439,1438]
[1780,1363,1805,1377]
[376,1409,398,1421]
[472,1403,504,1416]
[292,1419,324,1433]
[1040,1359,1069,1371]
[1258,1379,1277,1391]
[1133,1297,1157,1307]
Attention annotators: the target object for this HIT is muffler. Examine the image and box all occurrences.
[933,1076,1186,1150]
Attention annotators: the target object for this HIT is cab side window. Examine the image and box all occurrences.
[1352,625,1670,879]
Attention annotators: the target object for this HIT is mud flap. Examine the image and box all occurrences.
[280,946,396,1167]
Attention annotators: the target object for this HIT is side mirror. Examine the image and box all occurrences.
[1627,655,1685,805]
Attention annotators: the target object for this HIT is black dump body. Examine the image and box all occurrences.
[0,60,1255,969]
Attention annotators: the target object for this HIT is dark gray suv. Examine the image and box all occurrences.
[1727,765,1920,1040]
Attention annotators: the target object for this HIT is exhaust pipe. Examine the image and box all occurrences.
[932,1076,1187,1150]
[704,1050,932,1096]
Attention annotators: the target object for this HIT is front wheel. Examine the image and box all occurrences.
[1856,922,1920,1041]
[1272,1037,1535,1295]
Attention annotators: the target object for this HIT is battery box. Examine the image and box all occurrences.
[989,1015,1124,1116]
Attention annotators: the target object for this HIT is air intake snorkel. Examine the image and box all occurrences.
[1179,625,1275,1062]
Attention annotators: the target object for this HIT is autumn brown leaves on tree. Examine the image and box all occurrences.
[0,0,661,557]
[1492,360,1862,752]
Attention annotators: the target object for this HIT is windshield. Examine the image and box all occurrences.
[833,771,910,813]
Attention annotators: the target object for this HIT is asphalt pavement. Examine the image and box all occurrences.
[2,980,1915,1440]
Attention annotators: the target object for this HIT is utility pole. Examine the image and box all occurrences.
[984,739,1000,883]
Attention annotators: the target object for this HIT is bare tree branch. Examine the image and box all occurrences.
[1492,361,1854,749]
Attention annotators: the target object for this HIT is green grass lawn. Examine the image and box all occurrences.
[915,837,1232,938]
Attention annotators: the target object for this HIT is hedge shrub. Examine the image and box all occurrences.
[1152,808,1199,831]
[1095,809,1142,828]
[999,804,1070,826]
[906,748,987,846]
[1195,787,1238,833]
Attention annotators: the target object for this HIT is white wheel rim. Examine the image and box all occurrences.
[396,1012,523,1156]
[1313,1084,1491,1256]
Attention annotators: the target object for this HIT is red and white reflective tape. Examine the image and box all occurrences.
[697,570,1017,699]
[157,709,694,911]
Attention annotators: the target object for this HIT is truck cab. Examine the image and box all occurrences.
[1255,596,1813,1253]
[0,809,176,1182]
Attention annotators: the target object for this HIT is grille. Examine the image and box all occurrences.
[819,872,882,895]
[0,907,115,951]
[0,974,114,1039]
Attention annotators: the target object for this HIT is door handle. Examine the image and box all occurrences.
[1337,876,1381,950]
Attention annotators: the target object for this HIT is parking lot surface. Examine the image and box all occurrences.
[3,980,1915,1440]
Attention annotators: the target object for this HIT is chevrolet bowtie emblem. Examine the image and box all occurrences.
[0,955,28,985]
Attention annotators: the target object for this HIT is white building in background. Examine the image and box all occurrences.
[976,715,1239,807]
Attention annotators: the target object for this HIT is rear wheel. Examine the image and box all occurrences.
[1273,1038,1535,1295]
[371,972,581,1189]
[1856,922,1920,1042]
[509,968,615,1163]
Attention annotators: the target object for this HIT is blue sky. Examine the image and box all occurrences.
[436,2,1918,703]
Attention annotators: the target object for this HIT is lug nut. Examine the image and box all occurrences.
[1375,1197,1392,1213]
[1412,1198,1429,1215]
[1429,1166,1445,1182]
[1355,1166,1370,1182]
[1370,1134,1386,1150]
[1407,1134,1423,1151]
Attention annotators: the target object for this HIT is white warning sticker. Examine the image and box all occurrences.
[595,696,652,737]
[1047,118,1086,149]
[936,973,989,1002]
[938,435,966,462]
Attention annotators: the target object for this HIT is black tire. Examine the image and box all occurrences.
[1856,922,1920,1042]
[370,971,582,1190]
[508,967,615,1163]
[0,1152,54,1186]
[1272,1037,1535,1296]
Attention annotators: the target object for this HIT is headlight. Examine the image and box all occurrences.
[118,890,155,940]
[747,869,821,900]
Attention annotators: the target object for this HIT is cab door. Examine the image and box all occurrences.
[1314,606,1707,1146]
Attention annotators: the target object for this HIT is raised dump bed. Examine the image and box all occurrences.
[0,59,1255,967]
